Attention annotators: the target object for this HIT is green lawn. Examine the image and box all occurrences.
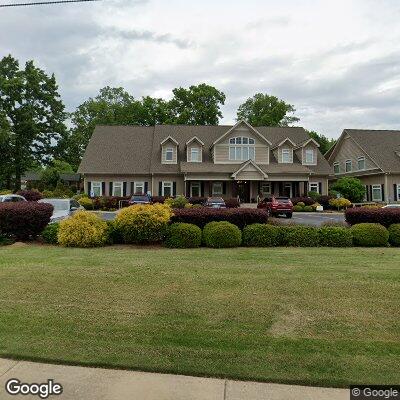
[0,245,399,387]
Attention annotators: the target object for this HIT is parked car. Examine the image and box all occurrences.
[383,204,400,208]
[0,194,27,203]
[204,197,226,208]
[38,198,83,223]
[129,194,152,205]
[257,196,293,218]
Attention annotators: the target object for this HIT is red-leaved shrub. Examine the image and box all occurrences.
[16,189,43,201]
[0,202,53,240]
[151,196,166,204]
[225,198,240,208]
[93,196,130,210]
[171,208,268,229]
[188,197,206,205]
[291,196,314,206]
[345,208,400,228]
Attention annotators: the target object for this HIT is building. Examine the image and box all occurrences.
[326,129,400,203]
[78,121,332,202]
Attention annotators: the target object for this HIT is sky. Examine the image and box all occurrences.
[1,0,400,138]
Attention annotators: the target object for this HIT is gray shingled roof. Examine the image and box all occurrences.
[78,124,332,176]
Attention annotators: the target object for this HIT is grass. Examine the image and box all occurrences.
[0,244,399,387]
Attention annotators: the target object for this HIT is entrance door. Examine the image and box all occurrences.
[235,181,250,202]
[283,183,292,198]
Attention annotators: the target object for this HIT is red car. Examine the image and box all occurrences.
[257,196,293,218]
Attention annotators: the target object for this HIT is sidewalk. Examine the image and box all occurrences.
[0,358,348,400]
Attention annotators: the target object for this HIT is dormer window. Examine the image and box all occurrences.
[357,157,365,170]
[190,147,200,162]
[165,147,174,162]
[304,149,314,164]
[282,148,292,163]
[229,137,255,161]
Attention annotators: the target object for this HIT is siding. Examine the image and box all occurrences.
[161,142,178,164]
[84,175,151,196]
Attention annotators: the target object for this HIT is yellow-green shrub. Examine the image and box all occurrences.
[58,211,108,247]
[78,196,94,210]
[329,197,352,210]
[115,203,173,243]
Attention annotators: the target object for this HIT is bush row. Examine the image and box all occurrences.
[345,207,400,227]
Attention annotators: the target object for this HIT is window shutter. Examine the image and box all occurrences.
[144,182,148,194]
[173,182,177,196]
[159,182,162,196]
[87,181,92,196]
[222,182,227,195]
[201,182,205,197]
[318,182,322,194]
[109,182,113,196]
[130,182,134,195]
[123,182,127,197]
[102,182,106,197]
[381,184,384,201]
[394,184,398,201]
[369,185,373,201]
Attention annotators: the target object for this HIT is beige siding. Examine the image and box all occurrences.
[152,175,185,196]
[84,175,151,196]
[277,146,294,163]
[186,143,202,162]
[161,142,178,164]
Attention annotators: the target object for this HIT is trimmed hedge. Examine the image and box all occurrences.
[388,224,400,247]
[41,223,59,244]
[16,189,43,201]
[345,208,400,228]
[171,208,268,229]
[203,221,242,248]
[225,198,240,208]
[242,224,280,247]
[286,226,319,247]
[0,202,53,240]
[93,196,130,210]
[188,197,206,205]
[291,197,314,206]
[351,223,389,247]
[318,227,352,247]
[151,196,166,204]
[164,223,202,248]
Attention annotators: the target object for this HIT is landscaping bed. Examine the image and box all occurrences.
[0,245,399,387]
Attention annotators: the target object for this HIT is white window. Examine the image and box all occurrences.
[309,182,320,194]
[165,147,174,162]
[134,181,145,194]
[281,148,292,163]
[228,137,255,161]
[397,184,400,201]
[260,182,271,196]
[190,147,200,162]
[162,181,173,197]
[190,182,201,197]
[333,162,340,174]
[357,157,365,170]
[112,181,123,197]
[345,160,352,172]
[91,181,102,197]
[212,182,223,195]
[304,149,314,164]
[372,185,382,202]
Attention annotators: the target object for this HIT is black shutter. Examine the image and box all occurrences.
[87,181,92,196]
[109,182,113,196]
[102,182,106,197]
[144,182,148,194]
[381,184,384,202]
[159,182,162,196]
[173,182,177,196]
[318,182,322,194]
[394,184,398,201]
[130,182,134,195]
[369,185,373,201]
[123,182,127,197]
[222,182,227,195]
[201,182,204,197]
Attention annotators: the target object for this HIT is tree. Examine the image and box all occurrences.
[307,130,336,155]
[0,55,67,190]
[0,113,13,188]
[168,83,226,125]
[331,177,366,203]
[40,159,74,190]
[236,93,299,127]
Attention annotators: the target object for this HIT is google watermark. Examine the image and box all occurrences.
[5,378,63,399]
[351,386,400,400]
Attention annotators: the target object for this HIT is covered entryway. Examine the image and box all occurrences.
[234,181,250,203]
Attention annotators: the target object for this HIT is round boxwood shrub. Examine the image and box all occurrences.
[115,203,172,243]
[203,221,242,248]
[286,226,319,247]
[296,201,306,207]
[388,224,400,247]
[164,223,202,248]
[242,224,280,247]
[318,227,352,247]
[41,223,59,244]
[351,223,389,247]
[58,211,109,247]
[303,205,314,212]
[293,205,304,212]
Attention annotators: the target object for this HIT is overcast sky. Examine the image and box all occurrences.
[1,0,400,138]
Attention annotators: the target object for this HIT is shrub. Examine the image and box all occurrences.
[93,196,129,211]
[73,193,88,201]
[351,223,389,247]
[291,197,314,206]
[0,233,14,246]
[293,205,304,212]
[203,221,241,248]
[225,198,240,208]
[318,195,334,209]
[307,191,320,201]
[321,220,349,228]
[388,224,400,247]
[171,208,268,229]
[345,208,400,228]
[164,223,202,248]
[297,202,305,207]
[16,189,42,201]
[276,226,291,246]
[286,226,319,247]
[242,224,280,247]
[303,205,314,212]
[58,211,108,247]
[165,195,188,209]
[318,227,352,247]
[106,220,123,245]
[329,197,352,210]
[79,197,94,210]
[151,196,166,204]
[331,177,366,203]
[42,190,54,198]
[188,197,206,205]
[41,223,59,244]
[0,202,53,240]
[115,203,172,243]
[0,189,12,195]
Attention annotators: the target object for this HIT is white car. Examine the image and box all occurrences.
[38,198,84,223]
[383,204,400,209]
[0,194,27,203]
